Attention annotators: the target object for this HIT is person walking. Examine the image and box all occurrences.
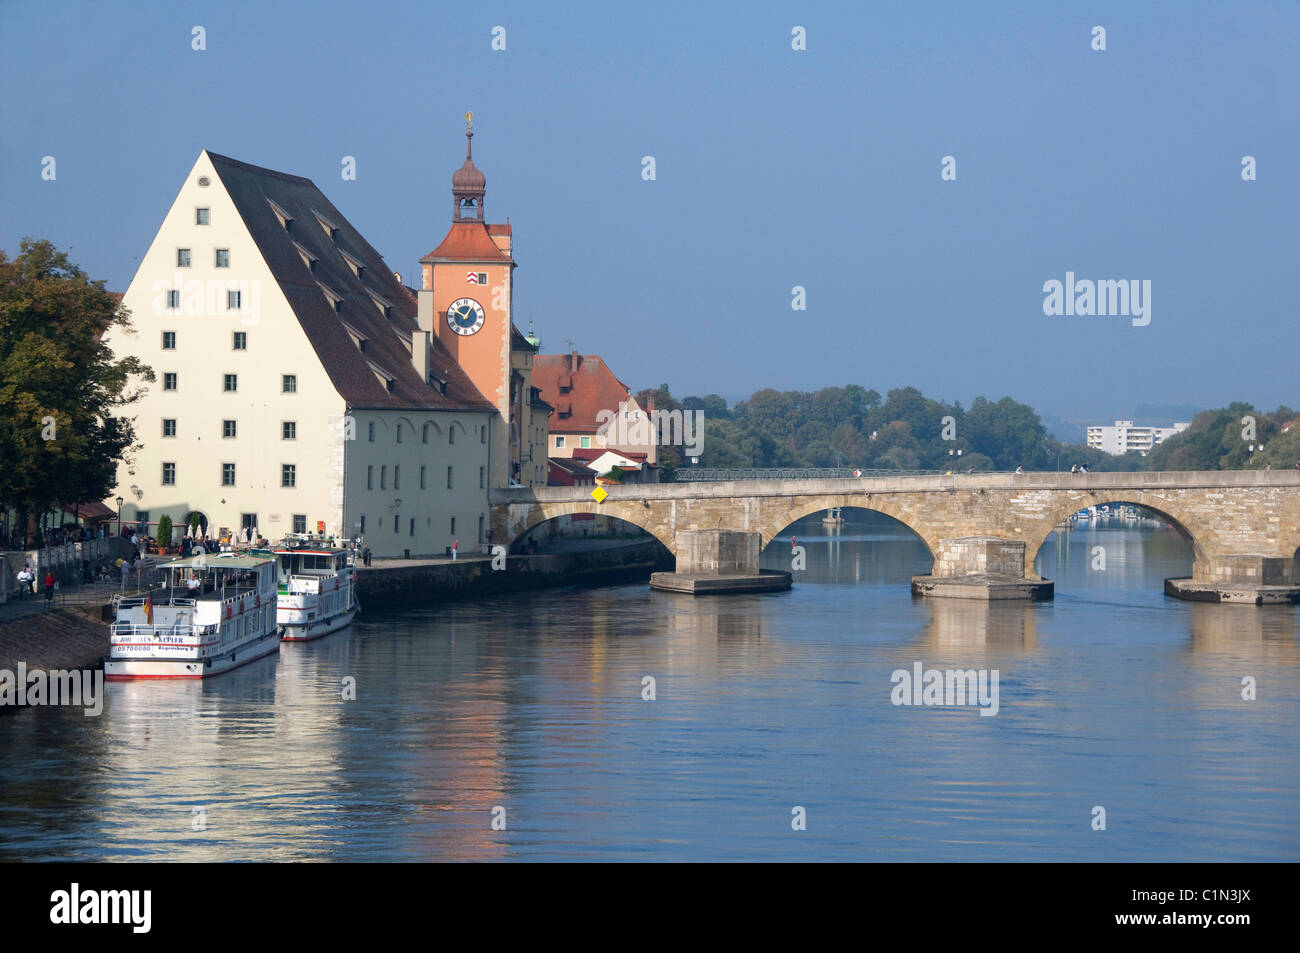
[451,539,459,561]
[16,566,32,599]
[43,571,56,604]
[363,546,372,567]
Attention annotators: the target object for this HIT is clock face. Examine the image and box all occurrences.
[447,298,485,336]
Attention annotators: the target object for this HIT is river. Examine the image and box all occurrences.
[1,510,1296,861]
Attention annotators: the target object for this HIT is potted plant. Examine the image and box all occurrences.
[157,515,173,554]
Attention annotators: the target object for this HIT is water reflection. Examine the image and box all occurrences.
[0,510,1296,862]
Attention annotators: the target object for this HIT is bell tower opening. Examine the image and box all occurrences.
[452,111,486,223]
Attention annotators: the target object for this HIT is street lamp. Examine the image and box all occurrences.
[115,496,124,537]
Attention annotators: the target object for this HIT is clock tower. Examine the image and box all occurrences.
[418,114,538,489]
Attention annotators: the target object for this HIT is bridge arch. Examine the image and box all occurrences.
[506,501,674,555]
[756,495,939,565]
[1024,495,1207,577]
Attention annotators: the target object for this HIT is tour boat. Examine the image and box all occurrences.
[264,537,359,641]
[105,553,279,679]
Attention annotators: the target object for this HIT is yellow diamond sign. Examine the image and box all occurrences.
[590,486,608,503]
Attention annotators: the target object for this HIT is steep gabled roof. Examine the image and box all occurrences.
[532,352,635,434]
[206,151,494,413]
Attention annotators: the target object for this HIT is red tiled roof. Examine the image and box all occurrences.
[487,223,511,236]
[570,448,647,462]
[533,353,633,435]
[421,223,513,263]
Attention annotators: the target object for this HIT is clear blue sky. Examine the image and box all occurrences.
[2,0,1296,422]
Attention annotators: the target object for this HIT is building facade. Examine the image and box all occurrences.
[104,149,496,556]
[1086,420,1190,455]
[532,351,658,476]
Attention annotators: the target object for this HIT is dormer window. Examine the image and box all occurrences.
[293,242,317,272]
[339,249,365,279]
[367,361,395,393]
[368,291,392,319]
[317,282,343,312]
[267,199,293,230]
[341,320,368,353]
[313,211,338,240]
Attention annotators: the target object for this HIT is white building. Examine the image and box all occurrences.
[103,150,499,557]
[1086,420,1190,455]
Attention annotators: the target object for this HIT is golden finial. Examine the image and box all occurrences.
[464,110,473,131]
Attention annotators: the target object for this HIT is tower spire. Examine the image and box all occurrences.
[452,111,486,223]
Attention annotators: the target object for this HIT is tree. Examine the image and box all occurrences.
[0,239,153,545]
[157,514,173,549]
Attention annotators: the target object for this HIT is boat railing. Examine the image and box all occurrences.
[110,620,214,641]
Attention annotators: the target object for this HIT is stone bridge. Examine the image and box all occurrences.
[489,471,1300,603]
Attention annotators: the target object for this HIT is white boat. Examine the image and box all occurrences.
[263,538,359,642]
[105,553,279,679]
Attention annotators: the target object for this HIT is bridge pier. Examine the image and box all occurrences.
[1166,554,1300,605]
[911,537,1053,601]
[650,530,791,594]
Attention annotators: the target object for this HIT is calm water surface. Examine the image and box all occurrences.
[1,511,1297,861]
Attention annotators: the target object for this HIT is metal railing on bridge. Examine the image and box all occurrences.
[671,467,943,482]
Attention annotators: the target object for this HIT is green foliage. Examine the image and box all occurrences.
[156,514,172,548]
[0,240,152,531]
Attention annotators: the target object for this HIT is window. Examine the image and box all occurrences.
[449,427,455,445]
[473,272,487,285]
[223,420,237,438]
[282,375,296,393]
[167,290,180,309]
[177,249,191,267]
[450,517,456,534]
[367,466,373,490]
[555,435,566,448]
[368,422,375,442]
[479,466,485,489]
[223,374,237,392]
[222,463,236,486]
[478,514,484,543]
[196,208,210,225]
[162,418,176,437]
[359,515,365,533]
[580,437,591,448]
[163,373,177,391]
[380,466,387,490]
[419,466,426,489]
[232,331,246,350]
[422,423,429,444]
[227,290,241,310]
[447,466,453,489]
[282,421,296,440]
[481,425,487,444]
[393,515,399,534]
[409,518,414,537]
[394,466,400,490]
[292,515,307,534]
[161,462,176,486]
[281,464,296,488]
[162,331,176,349]
[215,249,230,267]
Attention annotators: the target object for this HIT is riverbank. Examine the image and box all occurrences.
[356,538,673,609]
[0,608,110,715]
